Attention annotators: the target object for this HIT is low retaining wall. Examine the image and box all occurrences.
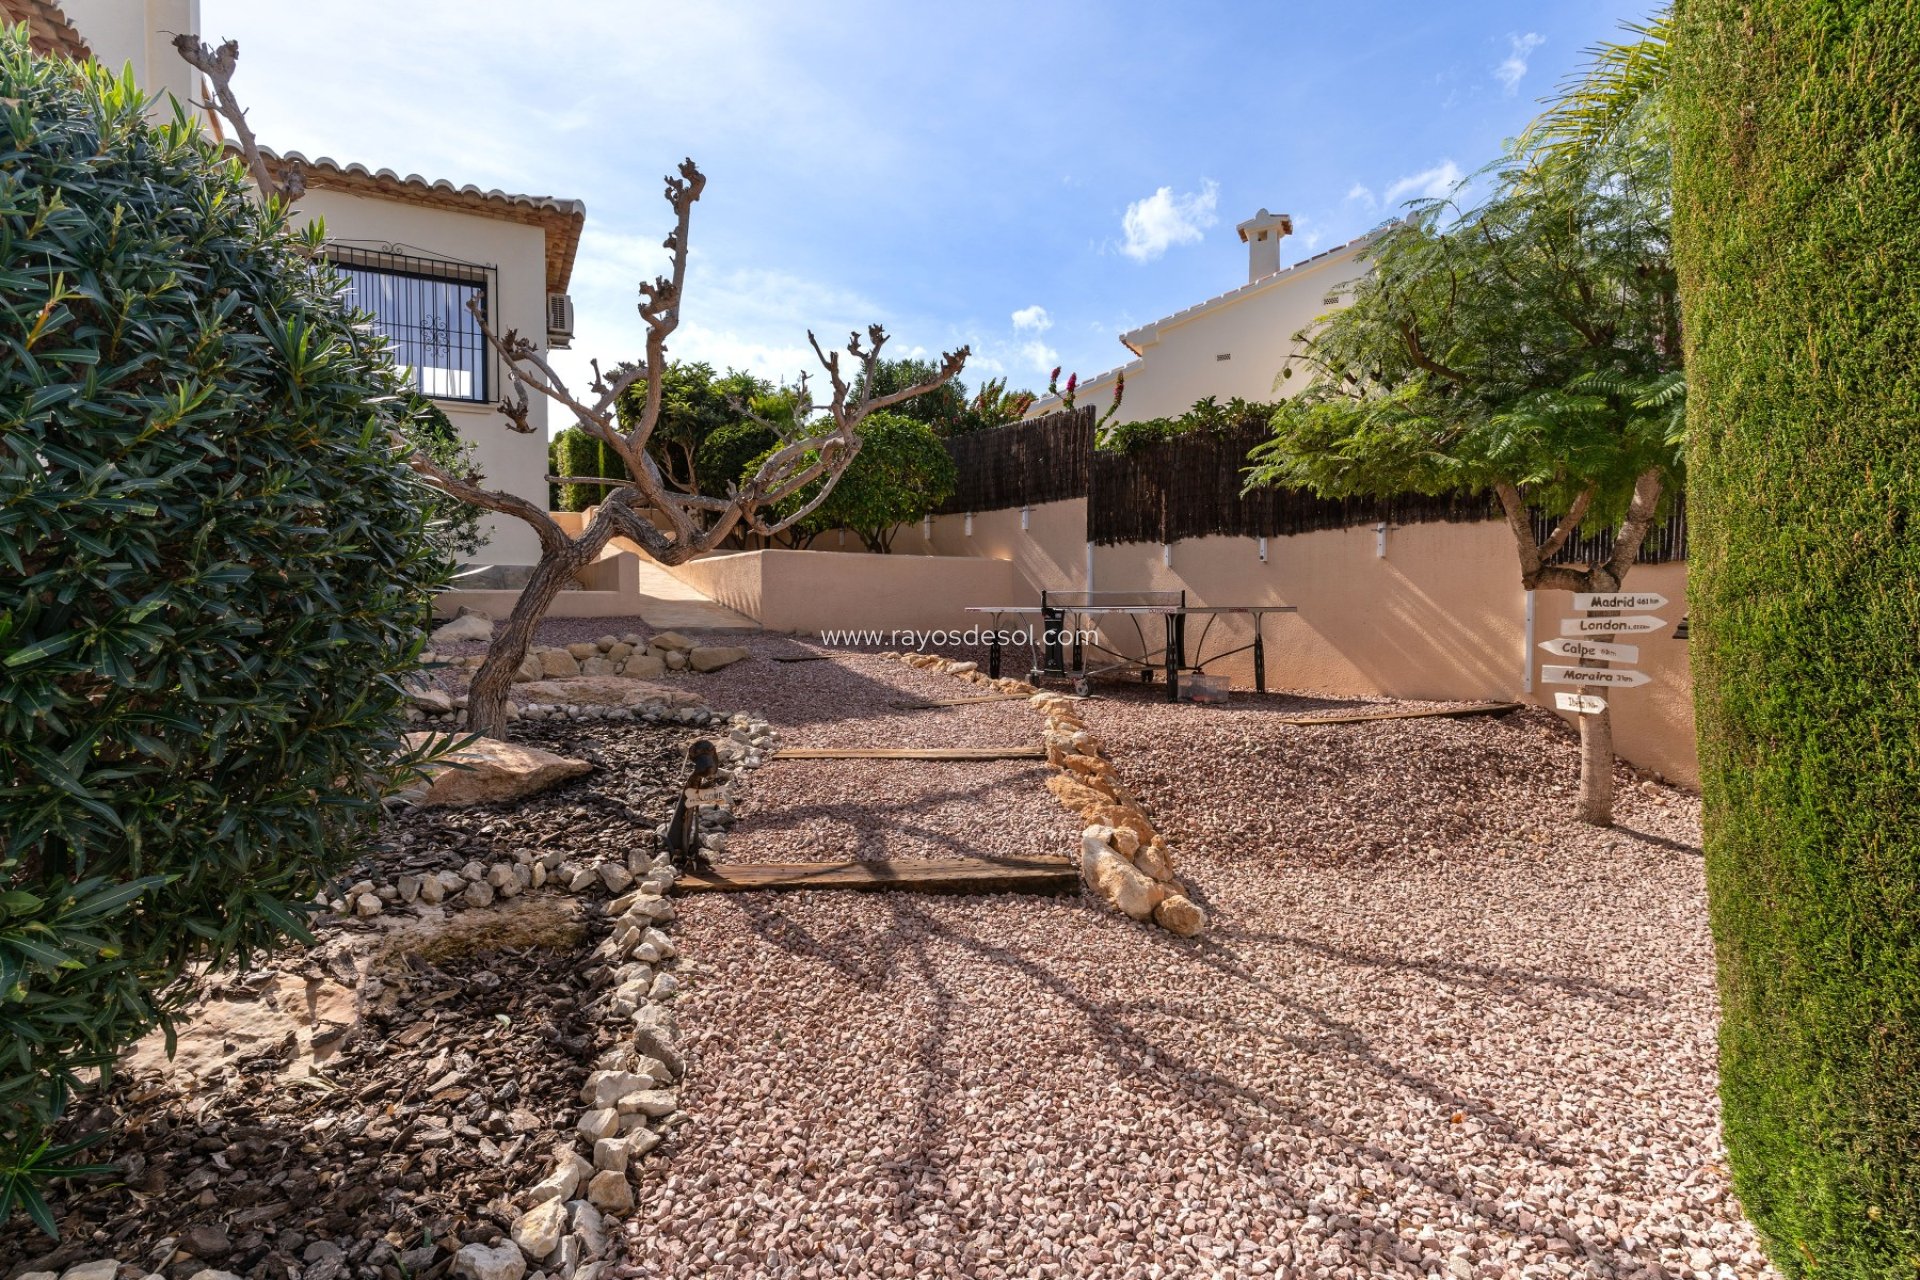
[435,546,643,620]
[664,548,1015,637]
[887,500,1698,785]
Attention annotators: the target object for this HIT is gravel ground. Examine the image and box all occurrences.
[538,635,1774,1280]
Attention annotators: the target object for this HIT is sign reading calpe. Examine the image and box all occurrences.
[1543,664,1653,688]
[1573,591,1667,611]
[1539,638,1640,663]
[1555,692,1607,715]
[1561,615,1666,636]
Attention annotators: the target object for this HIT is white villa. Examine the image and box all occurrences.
[1028,209,1375,423]
[5,0,577,578]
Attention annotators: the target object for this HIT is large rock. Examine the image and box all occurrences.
[1081,836,1167,921]
[407,735,591,807]
[688,645,750,673]
[431,613,494,644]
[586,1170,635,1213]
[514,677,706,711]
[511,1198,568,1261]
[408,686,454,715]
[1153,894,1208,937]
[648,631,695,653]
[452,1242,525,1280]
[619,652,666,679]
[538,648,581,678]
[514,654,544,683]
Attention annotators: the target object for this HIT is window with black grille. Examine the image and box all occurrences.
[328,247,493,403]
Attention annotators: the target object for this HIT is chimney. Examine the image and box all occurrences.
[1236,208,1293,283]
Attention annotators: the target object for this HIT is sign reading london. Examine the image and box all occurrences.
[1561,615,1666,637]
[1542,664,1653,688]
[1539,638,1640,663]
[1573,592,1667,611]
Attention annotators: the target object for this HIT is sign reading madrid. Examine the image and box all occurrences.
[1542,664,1653,688]
[1573,591,1668,611]
[1560,615,1666,637]
[1555,692,1607,715]
[1539,638,1640,663]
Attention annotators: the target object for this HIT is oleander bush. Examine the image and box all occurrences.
[0,30,448,1229]
[1672,0,1920,1271]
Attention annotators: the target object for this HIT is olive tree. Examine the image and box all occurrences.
[181,37,967,738]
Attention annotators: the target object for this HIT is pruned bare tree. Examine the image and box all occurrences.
[179,36,968,737]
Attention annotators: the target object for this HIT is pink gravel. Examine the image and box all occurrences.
[575,641,1775,1280]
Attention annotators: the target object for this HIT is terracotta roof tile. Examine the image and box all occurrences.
[254,146,586,297]
[1,0,90,61]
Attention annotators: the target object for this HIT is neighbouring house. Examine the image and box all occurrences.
[1026,208,1377,423]
[5,0,584,580]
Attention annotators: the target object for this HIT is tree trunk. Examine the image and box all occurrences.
[464,540,599,737]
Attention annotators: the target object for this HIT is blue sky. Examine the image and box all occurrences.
[201,0,1649,407]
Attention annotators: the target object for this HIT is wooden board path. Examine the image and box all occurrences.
[889,692,1032,709]
[1274,701,1521,727]
[673,856,1079,896]
[769,745,1047,760]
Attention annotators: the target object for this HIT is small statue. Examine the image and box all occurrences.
[663,739,720,870]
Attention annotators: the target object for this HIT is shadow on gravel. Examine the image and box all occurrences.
[719,888,1672,1275]
[722,769,1062,864]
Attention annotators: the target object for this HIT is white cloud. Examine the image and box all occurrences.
[1345,183,1377,210]
[1384,160,1464,206]
[1011,304,1053,333]
[1495,32,1545,94]
[1119,179,1220,262]
[1019,339,1059,373]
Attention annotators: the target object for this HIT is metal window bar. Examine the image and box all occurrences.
[324,245,495,404]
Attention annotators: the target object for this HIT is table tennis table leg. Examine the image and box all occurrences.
[1164,615,1179,703]
[1253,615,1266,694]
[988,634,1001,679]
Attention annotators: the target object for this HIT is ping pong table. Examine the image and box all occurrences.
[964,590,1298,702]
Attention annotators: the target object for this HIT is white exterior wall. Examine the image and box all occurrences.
[1030,241,1369,426]
[292,190,553,568]
[60,0,200,111]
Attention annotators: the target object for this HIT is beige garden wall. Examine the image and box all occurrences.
[667,548,1015,637]
[891,499,1696,784]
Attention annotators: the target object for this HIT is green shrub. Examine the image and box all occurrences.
[746,412,955,551]
[552,426,601,511]
[695,420,776,497]
[0,31,447,1228]
[1672,1,1920,1271]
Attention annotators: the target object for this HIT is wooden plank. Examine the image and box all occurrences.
[674,856,1079,896]
[771,654,830,663]
[770,746,1047,760]
[1274,701,1522,727]
[890,692,1031,709]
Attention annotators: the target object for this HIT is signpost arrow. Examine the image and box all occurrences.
[1543,664,1653,688]
[1574,591,1668,611]
[1560,615,1667,637]
[1555,692,1607,715]
[1539,637,1640,663]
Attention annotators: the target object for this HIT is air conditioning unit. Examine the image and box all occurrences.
[546,292,575,349]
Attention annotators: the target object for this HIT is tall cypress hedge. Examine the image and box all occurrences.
[1671,2,1920,1272]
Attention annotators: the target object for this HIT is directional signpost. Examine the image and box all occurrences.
[1542,664,1653,688]
[1554,692,1607,715]
[1539,593,1670,715]
[1572,592,1667,612]
[1539,637,1639,663]
[1561,614,1666,637]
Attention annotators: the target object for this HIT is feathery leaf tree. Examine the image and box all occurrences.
[1247,101,1681,825]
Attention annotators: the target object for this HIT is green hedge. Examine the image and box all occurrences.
[1671,1,1920,1272]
